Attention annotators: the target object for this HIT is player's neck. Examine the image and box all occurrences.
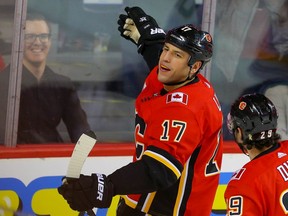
[164,79,193,92]
[247,146,272,160]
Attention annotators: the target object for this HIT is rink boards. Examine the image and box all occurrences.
[0,142,248,216]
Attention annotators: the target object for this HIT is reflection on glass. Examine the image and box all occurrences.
[4,0,286,144]
[27,0,182,143]
[1,0,206,144]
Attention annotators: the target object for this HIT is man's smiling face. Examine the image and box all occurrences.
[23,20,51,67]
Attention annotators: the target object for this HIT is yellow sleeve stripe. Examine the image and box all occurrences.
[144,150,181,178]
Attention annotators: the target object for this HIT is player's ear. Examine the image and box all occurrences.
[193,61,202,71]
[189,61,202,76]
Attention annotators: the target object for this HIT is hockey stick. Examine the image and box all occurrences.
[65,130,97,216]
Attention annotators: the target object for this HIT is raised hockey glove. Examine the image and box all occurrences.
[118,6,165,53]
[58,173,114,211]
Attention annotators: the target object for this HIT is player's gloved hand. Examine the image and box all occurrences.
[118,6,165,53]
[58,173,114,211]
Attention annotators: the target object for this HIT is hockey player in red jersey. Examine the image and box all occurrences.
[225,93,288,215]
[58,7,223,216]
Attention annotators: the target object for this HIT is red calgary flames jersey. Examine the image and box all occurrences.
[225,141,288,216]
[122,67,223,215]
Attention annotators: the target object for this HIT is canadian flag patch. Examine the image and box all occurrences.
[166,92,188,105]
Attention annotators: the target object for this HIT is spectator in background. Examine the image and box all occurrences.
[0,13,90,144]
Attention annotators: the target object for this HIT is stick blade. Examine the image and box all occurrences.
[66,131,97,179]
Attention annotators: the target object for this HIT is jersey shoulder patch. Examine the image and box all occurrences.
[166,92,188,105]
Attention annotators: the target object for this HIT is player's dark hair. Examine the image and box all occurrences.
[245,133,281,150]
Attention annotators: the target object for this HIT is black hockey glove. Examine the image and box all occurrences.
[118,6,165,53]
[58,173,114,211]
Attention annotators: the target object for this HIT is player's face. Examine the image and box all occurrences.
[23,20,51,67]
[158,43,194,89]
